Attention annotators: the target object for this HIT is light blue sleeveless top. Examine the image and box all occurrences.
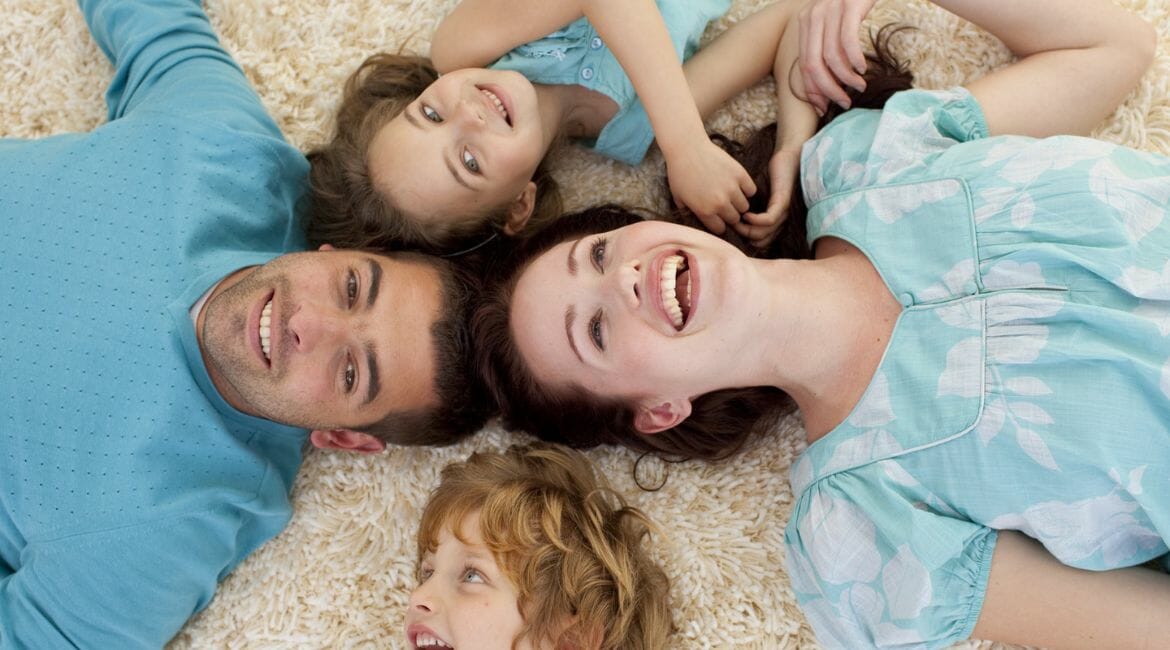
[785,88,1170,648]
[490,0,730,165]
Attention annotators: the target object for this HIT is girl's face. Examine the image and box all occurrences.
[510,221,757,432]
[405,512,545,650]
[369,68,547,232]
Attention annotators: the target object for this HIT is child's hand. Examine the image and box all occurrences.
[735,147,800,248]
[797,0,877,114]
[665,139,757,234]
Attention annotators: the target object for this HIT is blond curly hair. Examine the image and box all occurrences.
[416,443,672,649]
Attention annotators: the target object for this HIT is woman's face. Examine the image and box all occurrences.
[368,67,547,231]
[510,221,756,431]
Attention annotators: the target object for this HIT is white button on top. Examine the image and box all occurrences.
[581,67,594,80]
[590,36,603,50]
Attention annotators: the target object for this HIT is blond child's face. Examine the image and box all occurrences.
[406,512,544,650]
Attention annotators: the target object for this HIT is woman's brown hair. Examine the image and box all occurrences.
[417,443,672,649]
[473,27,914,462]
[305,53,562,254]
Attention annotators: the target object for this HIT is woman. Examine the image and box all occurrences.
[475,0,1169,646]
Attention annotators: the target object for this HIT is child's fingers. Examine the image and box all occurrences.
[730,191,750,216]
[732,219,781,247]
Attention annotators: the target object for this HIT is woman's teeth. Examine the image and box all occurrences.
[259,299,272,360]
[479,88,510,125]
[414,632,453,649]
[660,254,691,330]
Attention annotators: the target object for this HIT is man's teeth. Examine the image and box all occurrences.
[480,88,509,124]
[414,632,453,649]
[259,300,272,361]
[660,254,690,330]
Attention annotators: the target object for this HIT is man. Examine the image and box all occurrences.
[0,0,488,646]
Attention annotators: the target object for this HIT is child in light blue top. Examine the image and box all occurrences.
[490,0,728,166]
[307,0,819,255]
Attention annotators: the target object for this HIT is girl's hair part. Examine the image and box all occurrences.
[417,442,672,650]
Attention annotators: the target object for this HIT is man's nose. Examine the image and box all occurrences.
[286,305,346,352]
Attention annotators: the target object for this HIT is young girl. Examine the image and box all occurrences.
[405,443,671,649]
[307,0,818,255]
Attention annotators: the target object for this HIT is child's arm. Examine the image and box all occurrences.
[430,0,758,234]
[798,0,1156,137]
[973,531,1170,647]
[680,0,818,247]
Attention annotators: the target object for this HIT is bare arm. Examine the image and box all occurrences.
[938,0,1156,137]
[974,531,1170,648]
[797,0,1156,136]
[429,0,583,73]
[683,0,818,245]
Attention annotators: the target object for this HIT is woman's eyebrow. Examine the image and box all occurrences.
[564,306,584,363]
[567,237,581,275]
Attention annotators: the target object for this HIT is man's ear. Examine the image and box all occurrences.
[309,429,385,454]
[633,398,692,434]
[503,181,538,236]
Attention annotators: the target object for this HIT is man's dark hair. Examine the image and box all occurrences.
[362,252,491,445]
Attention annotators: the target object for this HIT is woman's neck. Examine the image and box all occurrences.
[533,83,618,141]
[751,244,900,440]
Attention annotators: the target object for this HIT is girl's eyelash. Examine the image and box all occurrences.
[589,237,608,271]
[461,148,480,174]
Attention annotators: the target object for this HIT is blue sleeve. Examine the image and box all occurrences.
[77,0,282,138]
[0,513,246,649]
[802,88,990,205]
[784,470,996,649]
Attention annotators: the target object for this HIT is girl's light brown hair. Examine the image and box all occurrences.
[306,53,562,255]
[416,443,672,649]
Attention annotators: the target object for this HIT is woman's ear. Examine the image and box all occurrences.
[503,181,538,235]
[633,398,692,434]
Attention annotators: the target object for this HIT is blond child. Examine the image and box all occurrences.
[405,443,670,649]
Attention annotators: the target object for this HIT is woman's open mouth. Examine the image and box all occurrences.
[659,251,693,331]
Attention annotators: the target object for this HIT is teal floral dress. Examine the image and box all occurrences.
[784,88,1170,649]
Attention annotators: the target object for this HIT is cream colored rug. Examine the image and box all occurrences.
[4,1,1167,648]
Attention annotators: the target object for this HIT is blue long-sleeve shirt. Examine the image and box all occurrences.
[0,1,310,646]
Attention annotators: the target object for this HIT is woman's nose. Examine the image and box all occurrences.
[614,259,642,310]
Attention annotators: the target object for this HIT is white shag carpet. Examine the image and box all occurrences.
[4,1,1168,648]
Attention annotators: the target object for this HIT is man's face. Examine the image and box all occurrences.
[197,247,443,432]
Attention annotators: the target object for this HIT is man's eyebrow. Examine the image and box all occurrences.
[564,306,583,364]
[567,237,580,276]
[366,258,381,309]
[363,343,381,407]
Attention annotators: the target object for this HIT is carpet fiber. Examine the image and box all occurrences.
[4,1,1167,648]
